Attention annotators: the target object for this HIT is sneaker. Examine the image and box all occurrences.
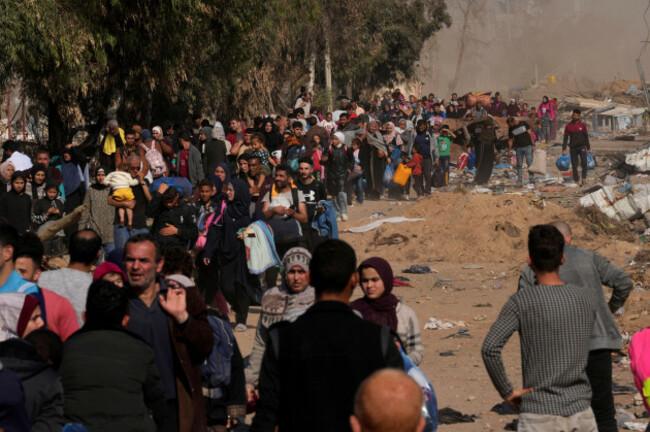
[403,194,410,201]
[416,195,424,201]
[336,216,342,222]
[234,323,247,332]
[341,214,349,222]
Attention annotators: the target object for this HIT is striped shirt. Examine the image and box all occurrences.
[481,284,595,416]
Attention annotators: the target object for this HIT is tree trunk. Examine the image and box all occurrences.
[47,99,67,155]
[324,27,333,112]
[308,50,316,94]
[447,1,474,93]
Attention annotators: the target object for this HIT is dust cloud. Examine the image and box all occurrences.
[417,0,650,96]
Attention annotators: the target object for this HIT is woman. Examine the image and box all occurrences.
[383,122,404,199]
[60,145,89,239]
[200,126,227,178]
[203,179,261,331]
[79,166,115,257]
[262,118,283,154]
[27,164,48,201]
[537,96,556,143]
[0,293,63,431]
[213,162,231,185]
[360,121,389,200]
[152,126,174,175]
[0,160,15,197]
[350,257,424,366]
[245,247,315,402]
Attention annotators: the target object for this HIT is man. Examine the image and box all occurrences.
[115,129,148,172]
[350,369,425,432]
[294,92,312,117]
[321,132,354,222]
[248,156,272,205]
[482,225,597,431]
[123,234,213,432]
[305,116,329,147]
[262,165,308,257]
[231,127,254,174]
[251,240,403,432]
[38,229,101,325]
[296,157,327,250]
[14,233,78,340]
[3,140,32,171]
[101,119,125,170]
[294,108,308,131]
[177,131,204,188]
[34,148,63,186]
[507,99,520,117]
[507,117,536,184]
[562,109,591,186]
[518,221,632,432]
[109,154,152,249]
[59,279,166,431]
[0,224,39,296]
[488,92,506,117]
[413,120,438,195]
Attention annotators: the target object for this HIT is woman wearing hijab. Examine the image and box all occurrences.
[360,121,389,200]
[0,293,64,431]
[350,257,424,365]
[203,178,261,331]
[537,96,556,143]
[79,166,115,258]
[27,163,48,201]
[0,160,15,198]
[151,126,174,174]
[60,145,89,239]
[212,162,231,185]
[262,118,283,154]
[200,126,227,178]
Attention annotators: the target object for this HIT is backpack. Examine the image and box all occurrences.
[200,311,234,399]
[140,142,167,177]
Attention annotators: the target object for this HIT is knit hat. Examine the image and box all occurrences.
[165,274,194,289]
[333,132,345,144]
[93,262,126,282]
[282,247,311,272]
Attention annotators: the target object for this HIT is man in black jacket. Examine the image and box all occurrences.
[59,280,166,431]
[321,132,354,222]
[251,240,404,432]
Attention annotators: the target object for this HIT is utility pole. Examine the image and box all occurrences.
[6,87,10,140]
[324,27,333,112]
[21,84,26,141]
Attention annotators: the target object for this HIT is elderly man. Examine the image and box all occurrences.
[108,154,152,249]
[123,233,213,432]
[101,119,125,170]
[350,369,425,432]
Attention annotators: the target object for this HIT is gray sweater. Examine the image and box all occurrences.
[518,245,632,351]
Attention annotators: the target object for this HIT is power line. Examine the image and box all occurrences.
[638,0,650,59]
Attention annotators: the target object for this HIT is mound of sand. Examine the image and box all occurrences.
[343,192,639,265]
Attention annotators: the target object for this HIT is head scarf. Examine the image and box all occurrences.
[226,178,251,219]
[208,174,225,203]
[0,161,14,182]
[212,122,226,141]
[201,126,213,144]
[383,122,403,147]
[212,162,231,185]
[333,132,346,147]
[60,148,82,195]
[93,262,126,282]
[283,247,311,273]
[140,129,152,142]
[153,126,164,139]
[350,257,399,332]
[0,293,40,341]
[262,118,283,153]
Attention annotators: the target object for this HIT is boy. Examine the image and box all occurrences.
[406,146,424,200]
[146,183,199,249]
[437,126,456,186]
[482,225,597,431]
[103,170,139,229]
[31,183,65,253]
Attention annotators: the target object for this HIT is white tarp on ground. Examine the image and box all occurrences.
[579,184,650,221]
[344,217,425,233]
[625,148,650,172]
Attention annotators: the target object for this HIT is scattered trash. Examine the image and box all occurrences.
[439,351,456,357]
[490,401,518,415]
[617,408,635,428]
[444,328,472,339]
[612,383,636,394]
[367,212,387,219]
[403,265,435,274]
[393,278,411,287]
[423,317,459,330]
[634,393,644,406]
[473,188,491,194]
[622,422,649,431]
[462,264,484,269]
[435,278,452,284]
[437,407,479,424]
[345,217,425,233]
[473,303,492,308]
[493,281,505,289]
[375,233,409,246]
[473,314,486,321]
[504,419,518,431]
[495,221,521,238]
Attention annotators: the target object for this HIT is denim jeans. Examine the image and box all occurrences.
[333,191,348,217]
[515,145,533,181]
[353,177,365,204]
[114,226,150,249]
[97,242,116,264]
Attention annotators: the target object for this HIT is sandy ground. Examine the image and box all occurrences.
[232,139,650,431]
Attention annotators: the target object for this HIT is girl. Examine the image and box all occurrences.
[351,257,424,365]
[31,183,65,255]
[27,164,48,201]
[0,172,31,234]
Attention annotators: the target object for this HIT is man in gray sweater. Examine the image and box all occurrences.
[518,221,632,432]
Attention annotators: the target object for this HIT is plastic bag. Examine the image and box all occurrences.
[587,152,596,170]
[555,155,571,171]
[149,177,193,198]
[402,351,438,431]
[529,149,547,175]
[383,164,396,187]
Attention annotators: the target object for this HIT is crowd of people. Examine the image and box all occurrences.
[0,87,643,432]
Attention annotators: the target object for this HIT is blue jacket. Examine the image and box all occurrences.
[311,200,338,239]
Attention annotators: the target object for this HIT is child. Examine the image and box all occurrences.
[0,172,32,234]
[251,133,276,176]
[406,146,424,200]
[310,137,323,182]
[437,125,456,186]
[31,183,65,249]
[147,183,198,249]
[350,138,365,205]
[103,170,139,229]
[529,109,542,144]
[193,178,219,243]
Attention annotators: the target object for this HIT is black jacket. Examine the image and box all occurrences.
[0,339,64,432]
[147,192,199,249]
[0,191,32,234]
[59,325,165,432]
[251,301,404,432]
[322,145,354,182]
